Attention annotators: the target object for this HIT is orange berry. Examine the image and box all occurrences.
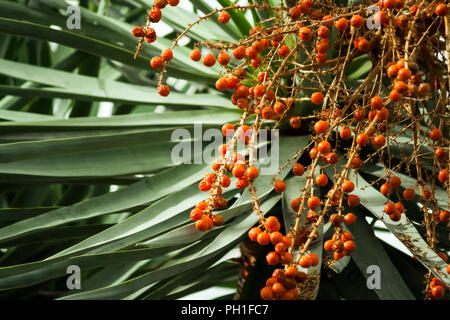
[266,251,280,265]
[340,127,352,140]
[318,140,331,154]
[157,85,170,97]
[161,49,173,62]
[257,232,271,246]
[203,53,216,67]
[293,163,305,176]
[397,68,412,81]
[307,196,321,209]
[299,255,312,268]
[309,253,319,266]
[344,213,356,225]
[356,133,369,146]
[218,11,230,23]
[213,215,224,226]
[150,56,163,69]
[350,157,362,169]
[274,180,286,193]
[429,128,442,141]
[260,286,274,300]
[431,285,445,299]
[372,134,386,148]
[403,188,415,200]
[149,6,162,22]
[316,174,328,187]
[272,282,286,294]
[324,240,334,251]
[389,89,402,102]
[389,176,401,188]
[233,46,246,60]
[335,18,348,31]
[387,65,399,78]
[438,169,448,183]
[298,27,313,41]
[217,52,230,66]
[248,227,262,241]
[350,15,364,27]
[290,116,301,129]
[435,3,449,16]
[347,194,360,207]
[342,180,355,193]
[314,120,329,133]
[285,266,298,278]
[232,165,246,178]
[270,231,284,244]
[344,240,356,252]
[311,92,324,105]
[246,166,259,180]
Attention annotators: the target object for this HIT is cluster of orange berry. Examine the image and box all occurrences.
[247,216,313,300]
[324,231,356,261]
[260,267,307,300]
[429,276,448,300]
[132,0,181,97]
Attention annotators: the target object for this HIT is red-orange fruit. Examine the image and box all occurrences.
[298,27,313,41]
[438,169,448,183]
[274,101,286,114]
[344,240,356,252]
[218,11,230,23]
[314,120,329,133]
[311,92,324,105]
[347,194,360,207]
[317,25,330,38]
[157,85,170,97]
[248,227,262,241]
[266,251,280,265]
[350,157,362,169]
[335,18,349,31]
[232,164,246,178]
[342,180,355,193]
[190,48,202,61]
[272,282,286,294]
[372,134,386,148]
[222,123,234,136]
[318,140,331,154]
[308,196,321,209]
[435,147,447,160]
[277,45,290,57]
[389,176,401,188]
[387,65,399,78]
[316,174,328,187]
[161,49,173,61]
[232,46,246,60]
[196,216,213,231]
[203,53,216,67]
[403,188,415,200]
[431,285,445,299]
[150,56,163,69]
[260,286,274,300]
[344,213,356,225]
[356,133,369,146]
[266,216,281,233]
[213,215,224,226]
[270,231,283,245]
[217,52,230,66]
[308,147,318,160]
[299,255,312,268]
[326,152,339,164]
[293,163,305,176]
[190,208,203,221]
[354,109,366,122]
[356,37,369,52]
[150,6,162,22]
[389,89,402,102]
[418,83,431,96]
[397,67,412,81]
[435,3,449,16]
[309,253,319,266]
[370,96,383,110]
[380,183,391,196]
[290,116,301,128]
[257,232,271,246]
[350,15,364,27]
[340,127,352,140]
[274,180,286,193]
[429,128,442,141]
[395,202,405,213]
[246,166,259,180]
[280,251,293,264]
[324,240,334,251]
